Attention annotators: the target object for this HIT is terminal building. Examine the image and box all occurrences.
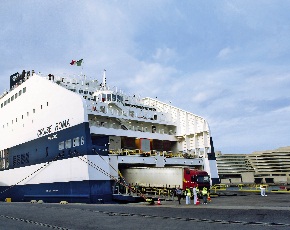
[216,146,290,185]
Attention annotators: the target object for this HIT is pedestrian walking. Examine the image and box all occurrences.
[260,185,267,196]
[176,186,182,204]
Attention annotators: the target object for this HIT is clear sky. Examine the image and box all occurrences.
[1,1,290,154]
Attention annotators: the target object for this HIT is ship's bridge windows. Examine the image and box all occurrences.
[19,90,22,96]
[4,101,7,106]
[7,98,10,104]
[117,95,123,102]
[59,141,65,150]
[11,95,14,101]
[65,139,72,149]
[23,87,26,93]
[112,94,116,101]
[73,137,80,147]
[107,94,111,101]
[101,94,106,102]
[15,93,18,99]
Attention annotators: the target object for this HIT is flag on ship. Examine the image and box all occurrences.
[70,59,83,66]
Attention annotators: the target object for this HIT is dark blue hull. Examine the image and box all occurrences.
[0,180,115,203]
[0,122,117,203]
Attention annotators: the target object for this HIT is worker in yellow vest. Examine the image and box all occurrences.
[185,187,191,205]
[202,187,208,204]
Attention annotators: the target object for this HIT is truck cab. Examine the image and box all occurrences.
[183,168,210,190]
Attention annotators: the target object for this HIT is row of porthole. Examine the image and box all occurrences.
[1,102,49,129]
[0,87,26,109]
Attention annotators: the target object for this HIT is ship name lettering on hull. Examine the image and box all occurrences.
[37,119,70,137]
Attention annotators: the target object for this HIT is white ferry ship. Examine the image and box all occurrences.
[0,68,219,203]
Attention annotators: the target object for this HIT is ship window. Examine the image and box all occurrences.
[23,87,26,93]
[11,95,14,101]
[4,101,7,106]
[102,94,106,102]
[73,137,80,147]
[84,91,88,95]
[100,106,106,113]
[41,105,43,109]
[107,94,111,101]
[1,103,3,108]
[19,90,22,96]
[65,139,72,149]
[59,141,65,150]
[16,118,17,122]
[33,109,35,113]
[27,112,29,116]
[79,90,83,94]
[112,94,116,101]
[15,93,18,99]
[81,136,85,145]
[22,115,23,119]
[47,102,48,106]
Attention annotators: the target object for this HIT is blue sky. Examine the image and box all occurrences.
[1,0,290,154]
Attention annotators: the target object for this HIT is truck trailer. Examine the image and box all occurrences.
[120,167,210,191]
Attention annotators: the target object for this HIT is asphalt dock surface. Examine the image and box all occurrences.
[1,193,290,230]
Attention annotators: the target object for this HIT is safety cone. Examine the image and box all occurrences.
[207,194,211,202]
[196,199,200,205]
[157,198,161,205]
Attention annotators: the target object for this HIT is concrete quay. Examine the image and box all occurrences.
[0,193,290,230]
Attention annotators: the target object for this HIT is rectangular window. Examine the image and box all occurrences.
[47,102,48,106]
[27,112,29,116]
[15,93,18,99]
[19,90,22,96]
[1,103,3,108]
[23,87,26,93]
[73,137,80,147]
[65,139,72,149]
[33,109,35,113]
[11,95,14,101]
[58,141,65,150]
[8,98,10,103]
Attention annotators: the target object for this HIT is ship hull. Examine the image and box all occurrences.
[0,180,114,203]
